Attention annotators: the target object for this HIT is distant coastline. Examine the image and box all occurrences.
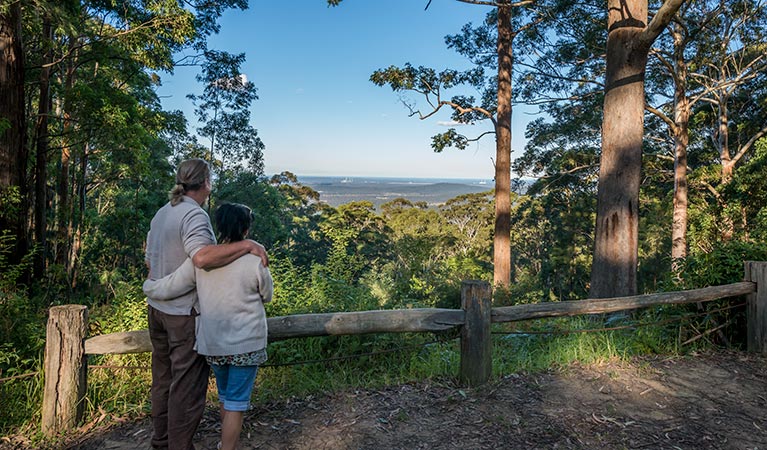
[295,175,493,208]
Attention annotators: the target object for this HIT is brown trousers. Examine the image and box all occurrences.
[148,306,209,450]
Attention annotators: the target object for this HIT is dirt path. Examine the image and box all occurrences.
[14,350,767,449]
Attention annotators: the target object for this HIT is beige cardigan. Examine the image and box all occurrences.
[143,254,273,356]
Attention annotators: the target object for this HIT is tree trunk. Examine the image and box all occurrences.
[0,2,29,264]
[671,23,690,272]
[69,144,88,288]
[590,0,648,298]
[34,15,53,277]
[56,55,76,268]
[716,96,735,240]
[493,4,512,288]
[718,98,733,184]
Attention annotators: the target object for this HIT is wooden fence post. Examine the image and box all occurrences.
[460,280,492,386]
[745,261,767,353]
[42,305,88,436]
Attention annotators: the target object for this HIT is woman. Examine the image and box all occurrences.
[144,203,273,450]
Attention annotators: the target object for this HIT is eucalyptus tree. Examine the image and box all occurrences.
[587,0,685,298]
[369,1,545,288]
[643,1,716,270]
[1,0,249,287]
[513,0,686,298]
[694,0,767,185]
[0,1,28,265]
[690,0,767,242]
[645,0,767,270]
[188,50,265,180]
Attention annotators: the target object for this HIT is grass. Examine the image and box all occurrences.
[0,302,731,445]
[0,370,44,438]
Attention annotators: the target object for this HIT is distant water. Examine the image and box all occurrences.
[297,175,493,208]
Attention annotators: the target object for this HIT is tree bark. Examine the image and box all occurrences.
[0,1,29,264]
[56,52,76,269]
[590,0,684,298]
[590,0,648,298]
[671,22,690,272]
[34,15,53,277]
[716,96,735,240]
[718,97,732,184]
[493,3,512,288]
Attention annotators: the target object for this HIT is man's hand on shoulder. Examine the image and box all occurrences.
[192,239,268,269]
[246,240,269,267]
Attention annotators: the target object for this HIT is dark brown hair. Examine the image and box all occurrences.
[214,203,253,243]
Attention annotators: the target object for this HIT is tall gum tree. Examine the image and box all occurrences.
[366,1,541,288]
[0,1,28,265]
[645,2,722,272]
[645,0,766,271]
[693,0,767,240]
[21,0,242,282]
[589,0,685,298]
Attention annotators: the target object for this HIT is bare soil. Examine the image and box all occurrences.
[7,350,767,450]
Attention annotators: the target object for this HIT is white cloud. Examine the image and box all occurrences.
[437,120,470,127]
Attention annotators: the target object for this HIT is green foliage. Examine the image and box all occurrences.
[370,62,489,152]
[89,281,148,335]
[376,196,490,309]
[0,195,45,437]
[431,128,469,152]
[0,118,9,139]
[679,240,767,288]
[188,50,264,176]
[213,171,288,249]
[0,188,43,379]
[0,186,22,223]
[0,369,44,437]
[0,285,45,378]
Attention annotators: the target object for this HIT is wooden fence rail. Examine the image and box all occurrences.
[41,262,767,437]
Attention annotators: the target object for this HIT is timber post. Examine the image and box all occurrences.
[745,261,767,353]
[42,305,88,436]
[459,280,492,386]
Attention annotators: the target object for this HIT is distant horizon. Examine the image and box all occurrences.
[290,173,494,208]
[291,174,494,182]
[273,173,536,184]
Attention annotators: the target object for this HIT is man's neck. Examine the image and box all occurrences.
[186,190,207,206]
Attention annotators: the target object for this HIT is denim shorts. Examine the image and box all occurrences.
[210,364,259,412]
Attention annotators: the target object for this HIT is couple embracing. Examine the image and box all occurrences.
[144,158,272,450]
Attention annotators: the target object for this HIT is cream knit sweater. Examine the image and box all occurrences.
[143,254,273,356]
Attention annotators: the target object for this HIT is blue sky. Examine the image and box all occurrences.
[157,0,534,180]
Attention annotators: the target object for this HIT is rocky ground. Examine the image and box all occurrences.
[6,350,766,450]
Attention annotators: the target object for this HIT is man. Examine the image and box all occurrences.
[145,158,267,450]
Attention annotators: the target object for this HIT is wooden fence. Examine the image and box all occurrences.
[41,261,767,436]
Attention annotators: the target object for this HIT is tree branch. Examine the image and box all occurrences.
[645,103,676,131]
[731,123,767,167]
[456,0,535,7]
[638,0,686,48]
